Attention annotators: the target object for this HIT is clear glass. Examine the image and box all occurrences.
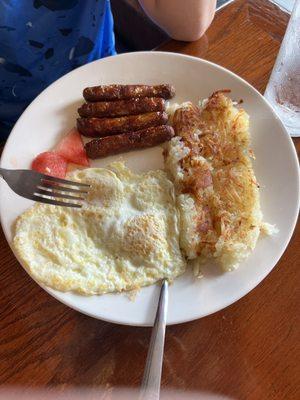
[264,0,300,137]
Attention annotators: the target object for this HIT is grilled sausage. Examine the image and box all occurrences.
[85,125,174,159]
[77,111,168,138]
[83,84,175,102]
[78,97,165,118]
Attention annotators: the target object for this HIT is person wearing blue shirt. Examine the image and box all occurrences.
[0,0,216,139]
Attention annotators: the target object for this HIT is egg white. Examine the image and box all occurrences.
[13,162,186,295]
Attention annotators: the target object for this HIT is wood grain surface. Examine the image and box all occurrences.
[0,1,299,399]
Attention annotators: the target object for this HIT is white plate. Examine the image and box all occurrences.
[1,52,299,326]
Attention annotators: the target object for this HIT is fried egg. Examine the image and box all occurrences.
[13,162,186,295]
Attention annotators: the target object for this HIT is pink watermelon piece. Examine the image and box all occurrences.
[32,151,68,179]
[55,128,90,166]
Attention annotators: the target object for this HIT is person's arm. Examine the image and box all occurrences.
[138,0,216,41]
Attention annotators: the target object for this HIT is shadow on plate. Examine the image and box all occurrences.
[56,99,83,137]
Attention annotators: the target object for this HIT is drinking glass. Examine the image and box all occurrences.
[264,0,300,137]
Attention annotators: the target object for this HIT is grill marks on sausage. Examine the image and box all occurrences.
[78,97,165,118]
[83,84,175,102]
[85,126,175,159]
[77,111,168,138]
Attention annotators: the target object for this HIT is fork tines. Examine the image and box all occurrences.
[34,174,90,208]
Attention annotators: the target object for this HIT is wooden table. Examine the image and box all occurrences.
[0,1,299,399]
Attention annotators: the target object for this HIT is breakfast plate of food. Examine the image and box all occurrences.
[0,52,299,326]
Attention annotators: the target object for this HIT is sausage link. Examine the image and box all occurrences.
[85,125,174,159]
[83,84,175,102]
[77,111,168,138]
[78,97,165,118]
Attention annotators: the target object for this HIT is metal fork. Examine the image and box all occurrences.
[0,168,90,208]
[140,279,169,400]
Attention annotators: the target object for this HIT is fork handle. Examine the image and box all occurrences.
[140,279,168,400]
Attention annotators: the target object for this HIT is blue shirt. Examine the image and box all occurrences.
[0,0,115,139]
